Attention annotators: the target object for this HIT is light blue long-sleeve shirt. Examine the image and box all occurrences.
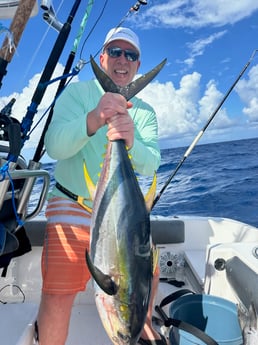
[44,79,160,208]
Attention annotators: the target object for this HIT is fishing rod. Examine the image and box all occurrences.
[33,0,95,163]
[18,0,147,218]
[0,0,39,221]
[86,0,148,60]
[152,49,258,210]
[0,0,36,89]
[19,0,82,150]
[0,0,86,240]
[6,0,83,220]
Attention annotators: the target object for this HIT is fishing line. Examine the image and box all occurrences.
[152,49,258,210]
[19,0,82,145]
[22,0,65,86]
[79,0,148,64]
[22,25,51,84]
[0,0,83,229]
[32,0,96,162]
[35,0,104,86]
[79,0,108,61]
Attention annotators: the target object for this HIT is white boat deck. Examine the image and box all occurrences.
[68,304,112,345]
[0,215,257,345]
[0,258,191,345]
[0,284,172,345]
[0,303,38,345]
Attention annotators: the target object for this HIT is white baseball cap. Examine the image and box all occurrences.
[103,27,141,55]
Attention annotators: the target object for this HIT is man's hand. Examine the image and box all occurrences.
[87,92,134,149]
[106,102,134,149]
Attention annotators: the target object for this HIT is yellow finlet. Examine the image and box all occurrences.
[83,159,96,202]
[77,196,93,214]
[144,172,157,213]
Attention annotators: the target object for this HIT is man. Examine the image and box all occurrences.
[37,27,166,345]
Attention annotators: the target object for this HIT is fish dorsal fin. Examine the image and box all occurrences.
[144,172,157,213]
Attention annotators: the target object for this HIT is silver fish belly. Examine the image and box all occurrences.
[86,139,152,345]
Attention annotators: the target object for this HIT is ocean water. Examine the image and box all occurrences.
[34,137,258,228]
[150,137,258,228]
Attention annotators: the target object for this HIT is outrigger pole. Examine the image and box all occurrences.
[152,49,258,210]
[0,0,36,89]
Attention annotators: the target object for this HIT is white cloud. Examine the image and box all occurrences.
[198,80,233,129]
[184,31,227,68]
[235,64,258,122]
[0,63,78,155]
[0,64,256,157]
[131,1,256,71]
[138,72,201,139]
[138,71,235,145]
[132,0,258,29]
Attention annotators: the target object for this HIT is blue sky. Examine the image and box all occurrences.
[0,0,258,160]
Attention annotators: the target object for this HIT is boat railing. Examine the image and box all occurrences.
[0,143,50,272]
[5,161,50,221]
[0,145,50,225]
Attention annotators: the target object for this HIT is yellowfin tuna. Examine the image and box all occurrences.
[86,57,166,345]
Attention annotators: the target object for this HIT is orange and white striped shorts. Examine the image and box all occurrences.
[41,197,91,294]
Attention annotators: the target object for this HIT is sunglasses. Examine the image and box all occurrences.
[105,46,139,62]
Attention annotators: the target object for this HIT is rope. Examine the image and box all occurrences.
[0,23,15,58]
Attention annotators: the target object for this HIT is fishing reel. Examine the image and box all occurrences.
[0,98,22,158]
[0,114,20,142]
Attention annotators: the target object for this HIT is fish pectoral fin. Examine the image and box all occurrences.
[85,250,118,296]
